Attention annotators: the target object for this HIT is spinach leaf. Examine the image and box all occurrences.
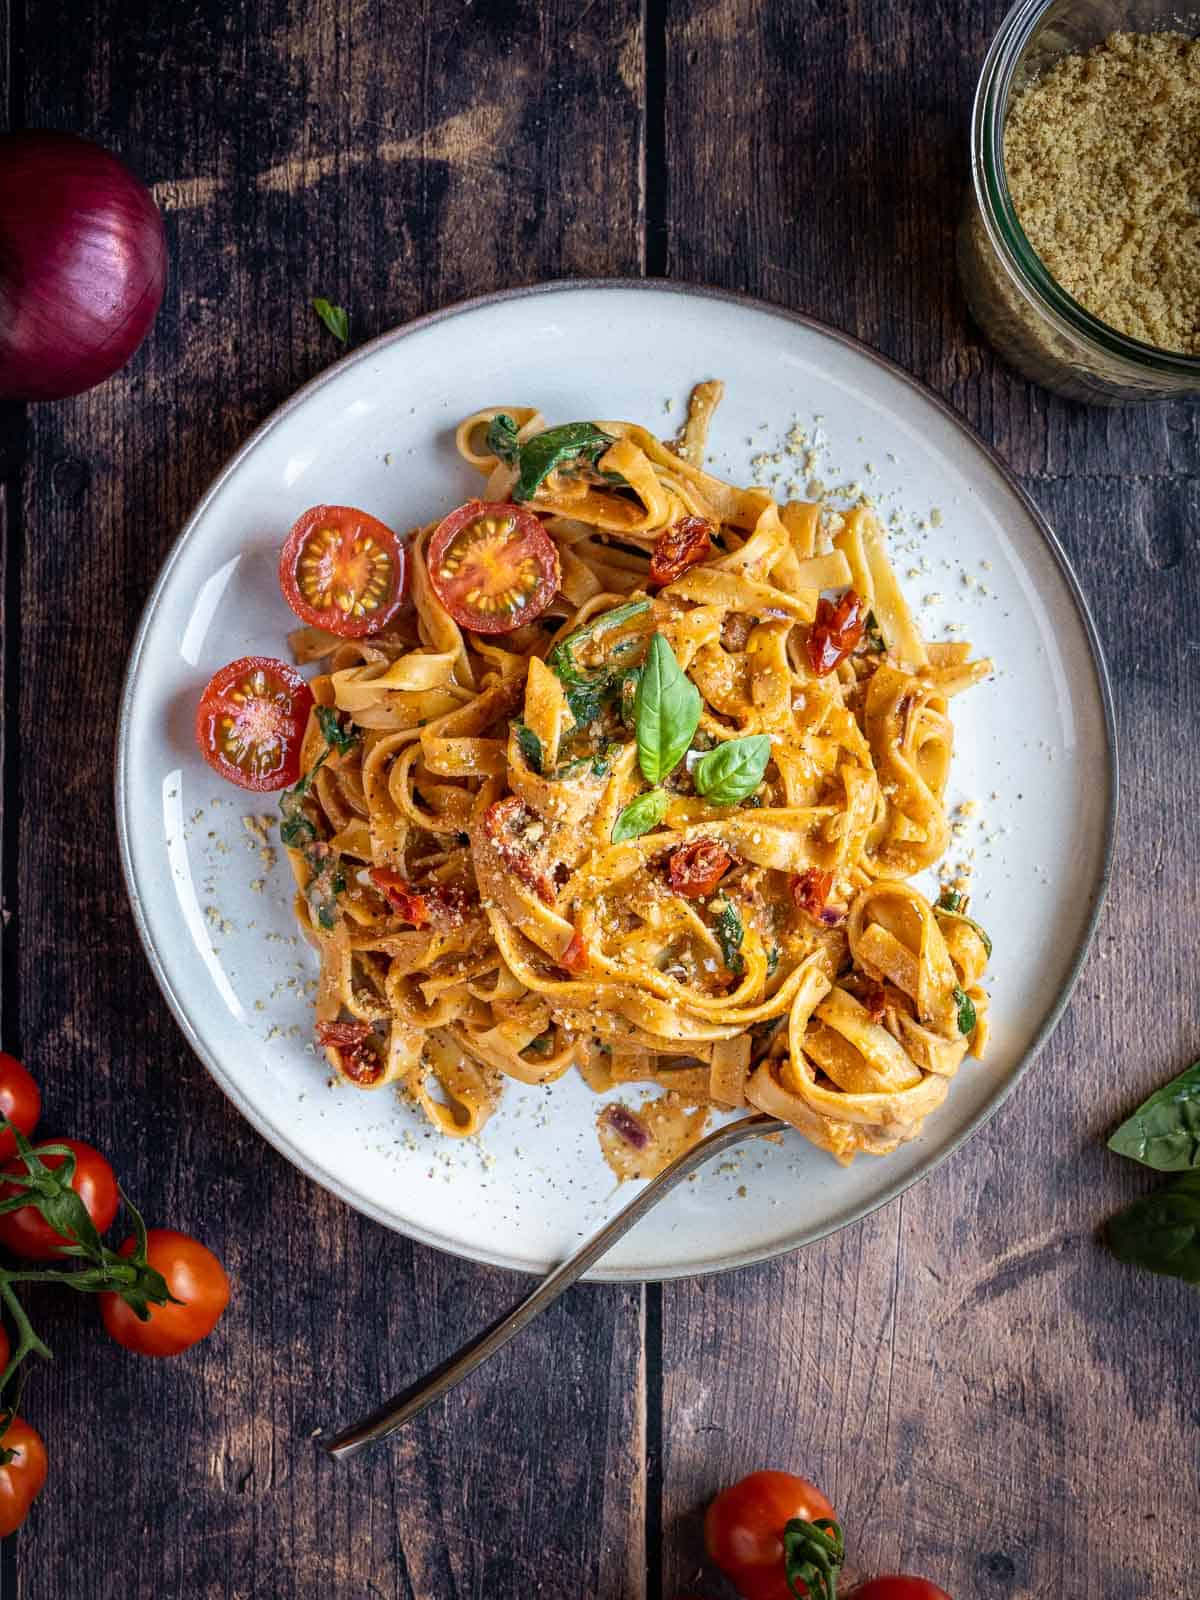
[546,600,652,684]
[713,898,745,976]
[315,705,358,756]
[512,422,616,502]
[611,788,670,844]
[694,734,772,807]
[766,944,780,978]
[936,887,962,913]
[634,634,701,786]
[312,297,349,344]
[486,412,521,464]
[864,610,887,653]
[1109,1061,1200,1171]
[303,843,344,931]
[279,751,329,846]
[953,985,976,1035]
[1107,1172,1200,1285]
[934,897,993,959]
[512,720,544,775]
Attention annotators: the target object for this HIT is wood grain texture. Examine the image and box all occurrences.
[9,2,646,1596]
[659,3,1200,1597]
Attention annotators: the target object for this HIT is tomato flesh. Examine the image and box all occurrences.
[0,1055,39,1164]
[650,515,714,585]
[279,505,407,638]
[0,1138,119,1260]
[705,1470,837,1600]
[807,588,867,675]
[428,500,560,634]
[195,656,314,792]
[668,838,733,898]
[99,1229,230,1358]
[560,929,588,973]
[792,868,835,921]
[0,1415,47,1536]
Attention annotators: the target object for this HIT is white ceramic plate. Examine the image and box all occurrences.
[116,282,1116,1281]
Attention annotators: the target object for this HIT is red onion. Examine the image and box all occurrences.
[0,130,166,402]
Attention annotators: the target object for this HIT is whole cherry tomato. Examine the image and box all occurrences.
[99,1229,230,1357]
[706,1470,838,1600]
[0,1415,47,1536]
[0,1055,39,1163]
[0,1139,119,1260]
[850,1582,953,1600]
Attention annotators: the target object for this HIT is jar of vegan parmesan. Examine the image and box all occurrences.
[960,0,1200,403]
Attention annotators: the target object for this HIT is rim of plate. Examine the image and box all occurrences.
[114,278,1120,1284]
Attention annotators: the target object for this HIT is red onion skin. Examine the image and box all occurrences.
[0,130,167,402]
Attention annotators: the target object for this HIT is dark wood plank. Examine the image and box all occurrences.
[659,2,1200,1590]
[661,0,1200,479]
[12,2,647,1595]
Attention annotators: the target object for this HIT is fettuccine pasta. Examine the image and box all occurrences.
[280,388,993,1168]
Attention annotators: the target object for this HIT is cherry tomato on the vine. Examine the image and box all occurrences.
[849,1581,953,1600]
[0,1139,119,1260]
[706,1470,838,1600]
[279,505,408,639]
[195,656,315,793]
[427,500,560,634]
[0,1415,47,1536]
[0,1056,40,1163]
[99,1229,229,1357]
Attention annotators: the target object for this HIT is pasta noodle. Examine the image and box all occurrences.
[281,389,993,1169]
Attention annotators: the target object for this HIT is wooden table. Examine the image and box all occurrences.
[1,2,1196,1595]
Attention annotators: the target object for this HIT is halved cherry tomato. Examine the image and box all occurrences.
[806,588,867,676]
[0,1056,39,1164]
[668,838,733,898]
[195,656,314,792]
[0,1415,47,1536]
[99,1229,230,1358]
[650,515,715,585]
[0,1138,119,1260]
[706,1470,838,1600]
[850,1581,953,1600]
[279,505,407,638]
[560,929,588,973]
[428,500,560,634]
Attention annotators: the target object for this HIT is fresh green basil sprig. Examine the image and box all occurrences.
[635,635,701,786]
[312,297,349,344]
[782,1515,845,1600]
[611,789,672,844]
[1109,1060,1200,1171]
[1107,1172,1200,1286]
[693,734,771,806]
[0,1117,179,1403]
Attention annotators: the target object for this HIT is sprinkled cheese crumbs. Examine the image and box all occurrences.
[250,878,265,894]
[925,593,945,606]
[930,507,944,527]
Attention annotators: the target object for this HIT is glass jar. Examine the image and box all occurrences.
[959,0,1200,403]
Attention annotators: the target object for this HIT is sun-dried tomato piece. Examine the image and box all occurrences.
[649,516,715,585]
[862,980,887,1023]
[483,795,557,903]
[560,928,588,974]
[791,867,835,921]
[369,867,475,928]
[315,1020,385,1085]
[806,588,867,676]
[667,838,733,899]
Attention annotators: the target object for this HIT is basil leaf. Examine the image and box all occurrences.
[1109,1061,1200,1171]
[312,297,348,344]
[693,734,772,807]
[611,788,670,844]
[953,985,976,1035]
[486,412,521,464]
[512,720,543,775]
[936,887,962,913]
[316,705,358,756]
[512,422,616,502]
[1107,1173,1200,1285]
[635,634,701,786]
[713,899,745,976]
